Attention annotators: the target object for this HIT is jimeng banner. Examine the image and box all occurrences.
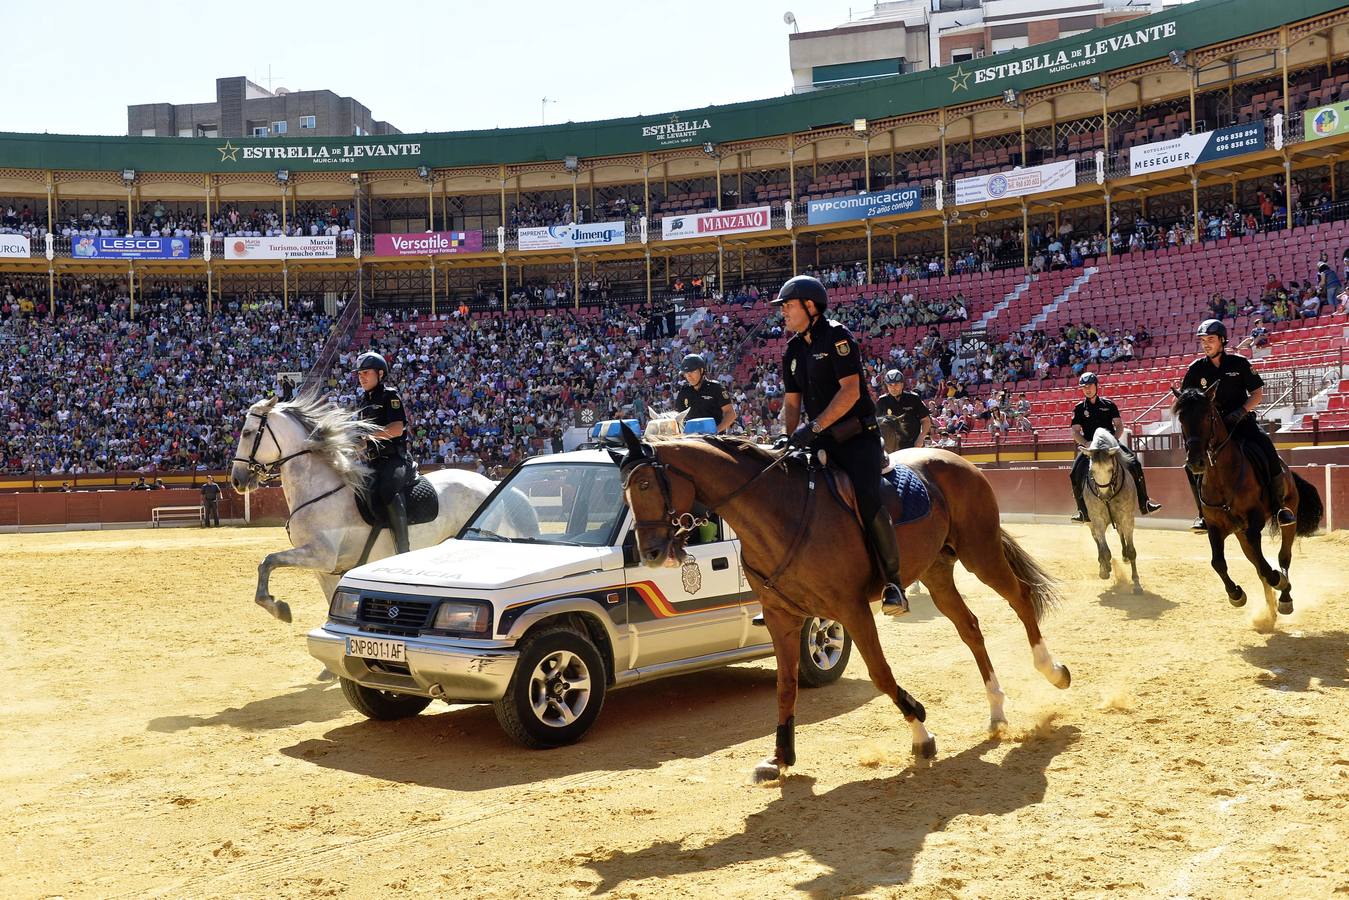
[954,160,1077,205]
[806,188,921,225]
[661,207,772,240]
[1129,121,1266,176]
[517,221,626,251]
[224,236,337,260]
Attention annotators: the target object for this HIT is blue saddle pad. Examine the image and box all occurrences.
[884,462,931,525]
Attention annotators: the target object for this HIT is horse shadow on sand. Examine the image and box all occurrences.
[147,680,349,733]
[1096,585,1178,621]
[585,724,1080,897]
[1238,629,1349,692]
[278,666,880,791]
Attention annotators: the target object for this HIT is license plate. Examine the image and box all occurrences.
[345,636,406,662]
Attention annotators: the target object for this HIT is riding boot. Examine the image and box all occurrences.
[866,508,908,616]
[385,494,411,555]
[1131,465,1162,515]
[1187,470,1207,532]
[1271,470,1296,527]
[1070,477,1090,523]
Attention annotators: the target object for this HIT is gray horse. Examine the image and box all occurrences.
[1081,430,1141,594]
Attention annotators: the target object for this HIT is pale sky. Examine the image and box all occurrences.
[2,0,864,136]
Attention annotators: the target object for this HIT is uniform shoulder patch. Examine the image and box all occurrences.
[834,339,851,357]
[390,398,401,409]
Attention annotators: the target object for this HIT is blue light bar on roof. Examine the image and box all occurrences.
[589,419,640,440]
[683,417,717,434]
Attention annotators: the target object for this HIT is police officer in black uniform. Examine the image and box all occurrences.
[875,369,931,450]
[1069,371,1162,523]
[773,275,907,614]
[355,350,413,554]
[1182,318,1295,530]
[675,353,736,433]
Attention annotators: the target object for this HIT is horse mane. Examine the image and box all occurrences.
[1171,387,1209,417]
[1087,430,1120,453]
[272,392,376,496]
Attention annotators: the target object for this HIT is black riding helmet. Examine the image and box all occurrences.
[1196,318,1228,341]
[680,353,706,373]
[1078,371,1099,386]
[771,275,829,313]
[355,351,389,374]
[884,369,904,385]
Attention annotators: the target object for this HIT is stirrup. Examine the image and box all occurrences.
[1141,500,1162,515]
[1276,507,1296,526]
[1191,517,1207,532]
[1070,510,1088,523]
[881,583,909,616]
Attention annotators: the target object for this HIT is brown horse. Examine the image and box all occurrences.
[1172,387,1323,628]
[617,426,1070,783]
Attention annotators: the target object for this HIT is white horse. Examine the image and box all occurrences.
[229,395,499,623]
[1081,429,1141,594]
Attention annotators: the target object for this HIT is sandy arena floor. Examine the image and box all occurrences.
[2,523,1347,899]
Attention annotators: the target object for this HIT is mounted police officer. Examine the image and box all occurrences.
[773,275,907,614]
[1070,371,1162,523]
[355,351,413,554]
[875,369,931,450]
[675,353,736,433]
[1182,318,1295,530]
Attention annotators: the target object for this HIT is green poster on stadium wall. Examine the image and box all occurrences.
[1304,103,1349,141]
[0,0,1342,173]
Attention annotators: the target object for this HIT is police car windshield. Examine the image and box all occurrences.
[461,462,626,548]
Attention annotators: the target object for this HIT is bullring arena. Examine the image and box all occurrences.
[6,0,1349,896]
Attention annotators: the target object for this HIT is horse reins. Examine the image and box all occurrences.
[233,408,348,534]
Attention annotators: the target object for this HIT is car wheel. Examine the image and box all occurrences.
[339,677,432,720]
[493,624,607,749]
[797,617,851,687]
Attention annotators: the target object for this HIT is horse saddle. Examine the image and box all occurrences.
[354,474,440,528]
[823,461,932,529]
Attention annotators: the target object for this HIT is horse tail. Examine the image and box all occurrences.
[1000,528,1062,622]
[1292,471,1324,537]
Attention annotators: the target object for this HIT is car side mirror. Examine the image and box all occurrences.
[621,531,640,566]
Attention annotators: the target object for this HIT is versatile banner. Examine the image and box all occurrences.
[661,206,772,240]
[954,160,1077,205]
[517,221,626,251]
[0,234,31,258]
[806,188,921,225]
[1129,121,1266,175]
[373,231,483,257]
[224,236,337,260]
[1305,102,1349,141]
[71,235,191,259]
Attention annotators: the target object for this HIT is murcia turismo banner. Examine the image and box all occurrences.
[517,222,627,251]
[1129,121,1266,176]
[954,161,1077,205]
[224,236,337,260]
[661,207,772,240]
[0,234,31,258]
[806,188,921,225]
[1305,102,1349,141]
[72,236,191,259]
[373,231,484,257]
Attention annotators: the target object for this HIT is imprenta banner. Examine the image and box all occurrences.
[517,222,626,251]
[661,207,771,240]
[0,234,31,258]
[954,160,1077,205]
[806,188,921,225]
[1129,121,1266,175]
[374,231,483,256]
[224,236,337,259]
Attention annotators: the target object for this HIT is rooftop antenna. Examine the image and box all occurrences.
[256,64,286,93]
[783,10,798,32]
[541,97,560,125]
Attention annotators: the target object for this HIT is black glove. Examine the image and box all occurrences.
[788,423,818,449]
[1224,409,1246,429]
[772,434,791,450]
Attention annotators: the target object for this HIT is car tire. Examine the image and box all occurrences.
[339,677,433,720]
[493,624,607,749]
[798,617,851,687]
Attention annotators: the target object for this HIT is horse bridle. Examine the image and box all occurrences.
[1185,396,1243,514]
[232,409,312,484]
[1087,452,1125,503]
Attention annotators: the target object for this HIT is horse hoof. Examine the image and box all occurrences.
[1228,590,1246,608]
[988,718,1009,738]
[1098,569,1110,581]
[1132,583,1143,595]
[1054,665,1072,689]
[913,736,938,759]
[751,759,783,784]
[1277,599,1293,616]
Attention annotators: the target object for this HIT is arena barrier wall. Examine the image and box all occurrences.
[0,487,287,529]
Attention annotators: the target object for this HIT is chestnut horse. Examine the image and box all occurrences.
[1172,387,1322,628]
[617,426,1071,783]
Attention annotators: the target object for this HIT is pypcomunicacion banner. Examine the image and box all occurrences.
[806,188,921,225]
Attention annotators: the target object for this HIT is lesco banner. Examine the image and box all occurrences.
[374,231,483,257]
[955,160,1077,205]
[1305,102,1349,141]
[1129,121,1266,175]
[517,221,626,251]
[71,235,191,259]
[0,235,31,258]
[224,236,337,260]
[806,188,921,225]
[661,206,771,241]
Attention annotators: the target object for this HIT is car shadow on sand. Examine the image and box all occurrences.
[1237,629,1349,692]
[584,724,1081,896]
[279,665,885,790]
[1097,585,1179,620]
[147,680,348,733]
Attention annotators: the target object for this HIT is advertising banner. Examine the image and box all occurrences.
[71,235,191,259]
[806,188,921,225]
[1129,121,1266,175]
[224,236,337,260]
[1305,102,1349,141]
[661,206,772,241]
[373,231,483,257]
[517,221,626,251]
[0,235,31,258]
[954,160,1077,205]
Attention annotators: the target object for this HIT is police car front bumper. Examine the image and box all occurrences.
[308,624,519,702]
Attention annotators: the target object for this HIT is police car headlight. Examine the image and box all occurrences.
[329,589,361,621]
[433,601,491,634]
